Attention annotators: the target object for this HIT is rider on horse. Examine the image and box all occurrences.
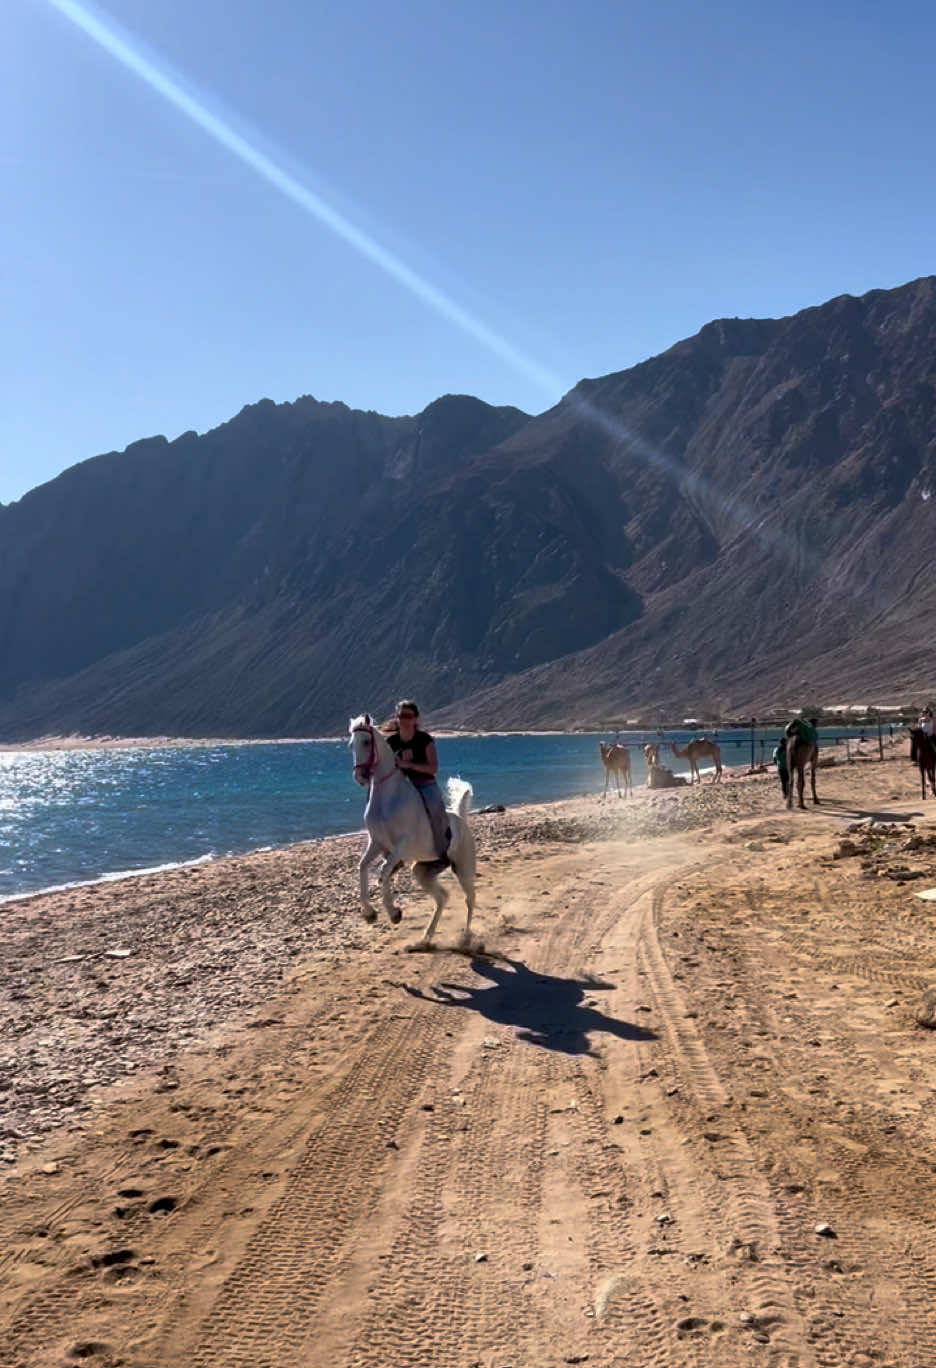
[385,700,451,866]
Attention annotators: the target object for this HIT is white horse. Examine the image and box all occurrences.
[349,714,477,949]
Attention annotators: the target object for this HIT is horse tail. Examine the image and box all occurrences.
[446,777,473,821]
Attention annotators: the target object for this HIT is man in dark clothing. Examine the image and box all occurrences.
[772,740,789,799]
[385,699,450,863]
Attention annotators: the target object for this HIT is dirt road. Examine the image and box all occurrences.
[3,757,936,1367]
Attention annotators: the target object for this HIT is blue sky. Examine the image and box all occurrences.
[3,0,934,504]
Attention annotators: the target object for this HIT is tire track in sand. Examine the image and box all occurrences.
[701,918,936,1368]
[636,880,815,1368]
[154,1005,457,1368]
[329,856,672,1368]
[0,983,374,1366]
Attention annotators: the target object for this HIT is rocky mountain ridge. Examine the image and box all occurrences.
[2,276,935,738]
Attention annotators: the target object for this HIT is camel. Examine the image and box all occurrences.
[909,727,936,799]
[599,742,632,797]
[785,719,819,810]
[670,736,722,784]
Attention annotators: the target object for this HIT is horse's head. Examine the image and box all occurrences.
[349,714,377,786]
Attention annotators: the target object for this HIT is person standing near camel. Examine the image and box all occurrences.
[772,740,789,799]
[385,700,450,866]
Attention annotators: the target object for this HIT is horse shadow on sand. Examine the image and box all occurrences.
[396,956,657,1055]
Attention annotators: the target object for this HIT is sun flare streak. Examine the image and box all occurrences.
[44,0,563,396]
[46,0,808,576]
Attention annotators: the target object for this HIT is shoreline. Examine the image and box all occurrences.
[0,729,591,752]
[0,759,770,908]
[0,732,894,906]
[0,720,895,753]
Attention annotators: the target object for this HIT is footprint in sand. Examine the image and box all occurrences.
[147,1196,178,1214]
[674,1315,711,1338]
[67,1341,112,1361]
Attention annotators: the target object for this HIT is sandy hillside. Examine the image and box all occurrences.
[3,747,936,1367]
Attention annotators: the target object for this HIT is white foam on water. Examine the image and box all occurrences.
[0,853,217,907]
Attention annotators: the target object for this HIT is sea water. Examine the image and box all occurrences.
[0,727,875,901]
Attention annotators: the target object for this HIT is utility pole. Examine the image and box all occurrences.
[750,716,756,771]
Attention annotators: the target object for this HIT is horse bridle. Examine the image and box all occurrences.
[353,720,397,786]
[351,720,378,783]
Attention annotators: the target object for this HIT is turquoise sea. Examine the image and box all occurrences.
[0,727,876,902]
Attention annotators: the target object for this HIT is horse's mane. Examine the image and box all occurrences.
[349,712,401,737]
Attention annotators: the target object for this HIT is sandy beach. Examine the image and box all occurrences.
[3,745,936,1366]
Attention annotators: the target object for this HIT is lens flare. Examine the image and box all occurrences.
[45,0,807,572]
[45,0,565,398]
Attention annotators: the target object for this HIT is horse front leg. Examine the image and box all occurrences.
[810,755,819,805]
[376,841,408,924]
[359,836,382,923]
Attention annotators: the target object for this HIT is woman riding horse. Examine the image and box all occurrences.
[385,700,450,867]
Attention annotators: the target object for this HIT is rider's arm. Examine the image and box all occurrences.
[396,741,439,778]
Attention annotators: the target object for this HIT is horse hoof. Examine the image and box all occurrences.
[405,939,433,953]
[362,907,378,924]
[389,907,402,925]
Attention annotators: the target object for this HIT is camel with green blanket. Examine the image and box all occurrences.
[785,717,819,810]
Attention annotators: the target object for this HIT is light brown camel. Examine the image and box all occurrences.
[670,737,722,784]
[785,720,819,810]
[599,743,632,797]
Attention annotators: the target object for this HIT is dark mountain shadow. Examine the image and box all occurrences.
[396,956,657,1055]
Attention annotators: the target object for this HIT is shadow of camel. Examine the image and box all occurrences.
[814,803,925,822]
[397,956,657,1055]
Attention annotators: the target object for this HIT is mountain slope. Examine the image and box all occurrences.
[2,277,935,738]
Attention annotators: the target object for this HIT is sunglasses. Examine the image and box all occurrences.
[398,712,417,720]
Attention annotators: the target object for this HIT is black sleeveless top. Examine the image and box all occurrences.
[387,728,435,787]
